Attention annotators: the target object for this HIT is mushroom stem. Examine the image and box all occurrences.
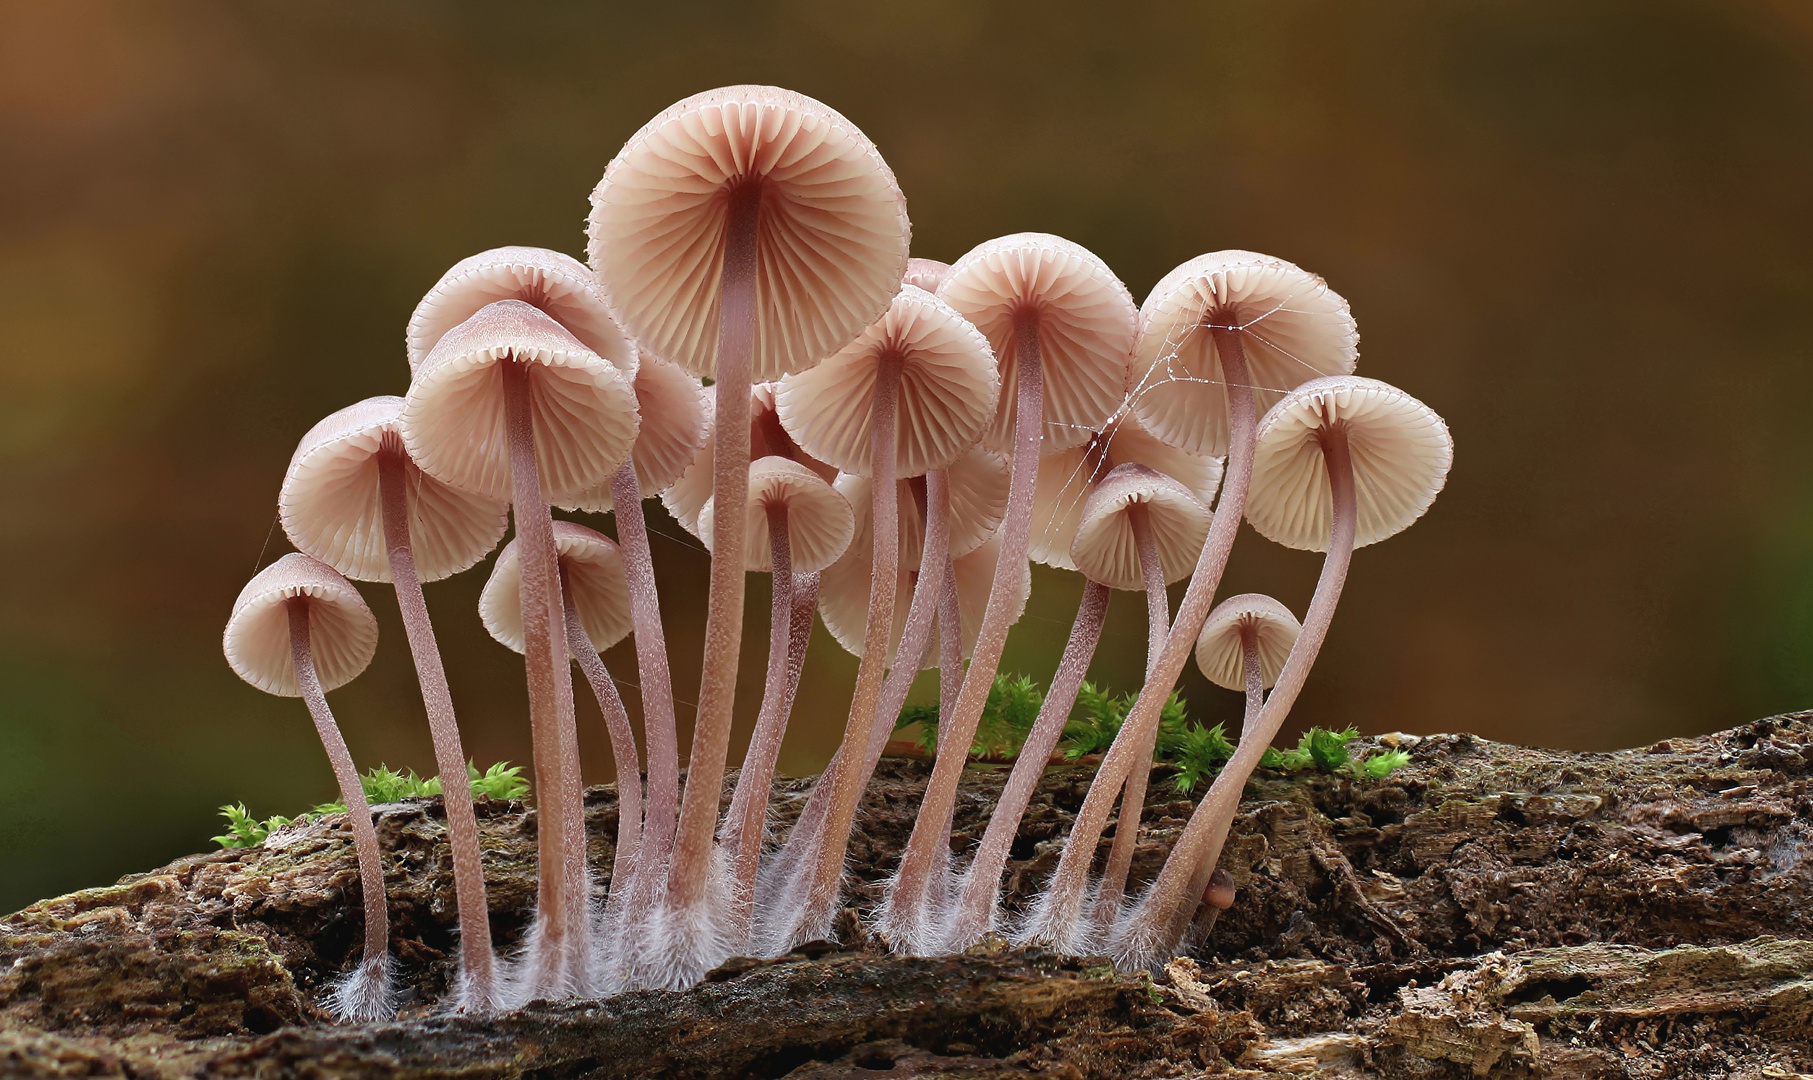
[939,548,962,723]
[1024,328,1255,953]
[948,578,1110,949]
[501,357,588,996]
[560,568,642,916]
[375,443,496,1010]
[610,458,679,888]
[287,598,393,1019]
[796,351,903,946]
[724,503,799,938]
[884,314,1043,948]
[1175,629,1264,939]
[668,182,760,933]
[1118,423,1356,969]
[1089,504,1171,928]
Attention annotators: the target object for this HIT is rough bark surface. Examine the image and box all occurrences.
[5,713,1813,1077]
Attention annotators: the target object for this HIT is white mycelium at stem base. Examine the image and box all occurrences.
[223,553,391,1021]
[1110,375,1452,971]
[1022,250,1354,953]
[589,86,907,986]
[279,396,510,1011]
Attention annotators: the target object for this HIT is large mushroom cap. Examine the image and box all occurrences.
[401,300,641,504]
[1130,250,1358,457]
[1195,593,1300,692]
[902,258,953,293]
[1030,411,1222,572]
[1247,375,1453,551]
[818,522,1028,669]
[566,357,709,511]
[479,521,632,654]
[775,284,999,478]
[406,246,638,380]
[697,456,854,573]
[224,553,378,697]
[1069,463,1212,591]
[661,382,837,539]
[588,85,910,380]
[280,397,510,583]
[938,233,1137,454]
[832,445,1010,573]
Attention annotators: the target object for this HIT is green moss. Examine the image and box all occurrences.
[213,761,528,849]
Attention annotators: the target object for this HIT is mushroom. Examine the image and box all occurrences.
[564,355,709,895]
[223,553,390,1021]
[951,463,1211,952]
[478,522,640,935]
[1109,375,1452,971]
[401,299,639,1000]
[883,233,1135,948]
[279,396,510,1011]
[696,457,854,942]
[771,284,999,950]
[662,382,838,543]
[1029,252,1353,954]
[902,257,954,293]
[589,87,908,986]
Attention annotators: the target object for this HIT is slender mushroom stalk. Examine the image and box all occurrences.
[562,588,641,904]
[278,397,510,1012]
[1108,375,1452,971]
[223,554,391,1021]
[590,87,908,987]
[1024,251,1356,953]
[883,234,1136,950]
[402,300,639,1002]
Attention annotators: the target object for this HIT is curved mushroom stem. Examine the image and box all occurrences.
[939,551,962,723]
[947,578,1110,949]
[665,181,761,978]
[502,357,588,999]
[610,459,679,895]
[792,352,903,948]
[882,314,1043,950]
[1114,423,1356,971]
[1023,328,1254,953]
[1089,504,1171,929]
[287,599,393,1021]
[1175,629,1264,942]
[375,443,496,1011]
[560,568,642,918]
[724,503,800,941]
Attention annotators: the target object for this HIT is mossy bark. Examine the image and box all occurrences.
[4,713,1813,1077]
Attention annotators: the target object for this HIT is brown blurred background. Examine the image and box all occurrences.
[3,0,1812,912]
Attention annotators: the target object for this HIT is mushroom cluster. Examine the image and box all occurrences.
[223,85,1452,1018]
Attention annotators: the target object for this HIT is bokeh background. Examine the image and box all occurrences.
[4,0,1812,912]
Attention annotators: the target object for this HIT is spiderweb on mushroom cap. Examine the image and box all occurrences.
[281,396,510,584]
[1246,375,1453,552]
[1129,250,1358,458]
[224,553,379,697]
[588,85,910,380]
[407,246,637,381]
[479,521,633,654]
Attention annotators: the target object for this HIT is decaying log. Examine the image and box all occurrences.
[4,713,1812,1077]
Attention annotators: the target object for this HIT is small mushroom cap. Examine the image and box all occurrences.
[775,285,999,478]
[224,553,378,697]
[902,258,953,293]
[818,524,1028,668]
[1130,250,1358,457]
[279,397,510,583]
[1069,463,1212,591]
[406,246,638,380]
[1194,593,1301,692]
[565,357,709,511]
[588,85,910,380]
[832,445,1010,570]
[1205,868,1237,910]
[1247,375,1454,552]
[661,382,838,539]
[401,300,641,504]
[1030,412,1222,572]
[939,233,1137,454]
[696,456,855,574]
[479,521,632,654]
